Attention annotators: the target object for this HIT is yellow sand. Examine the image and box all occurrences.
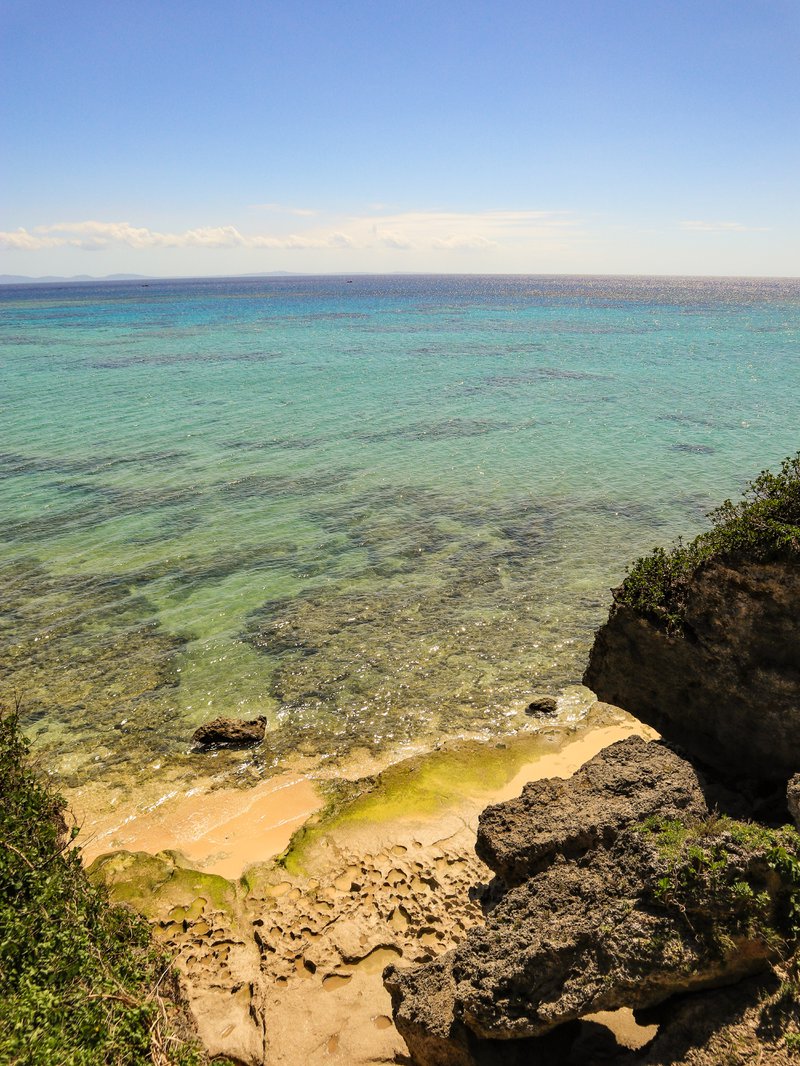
[78,710,655,880]
[77,772,322,879]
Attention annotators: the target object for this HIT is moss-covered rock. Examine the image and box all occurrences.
[614,452,800,634]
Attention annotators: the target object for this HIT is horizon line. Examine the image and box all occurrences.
[2,270,800,286]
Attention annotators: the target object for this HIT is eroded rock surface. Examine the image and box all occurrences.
[91,827,490,1066]
[386,738,800,1066]
[476,736,708,886]
[453,834,781,1041]
[583,559,800,782]
[90,849,266,1065]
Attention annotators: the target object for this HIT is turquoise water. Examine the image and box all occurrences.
[2,274,799,790]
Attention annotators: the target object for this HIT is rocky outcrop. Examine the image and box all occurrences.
[583,559,800,782]
[192,715,267,749]
[385,738,800,1066]
[790,773,800,830]
[475,735,708,886]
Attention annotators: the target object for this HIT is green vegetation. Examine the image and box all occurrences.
[638,815,800,948]
[618,452,800,632]
[0,705,206,1065]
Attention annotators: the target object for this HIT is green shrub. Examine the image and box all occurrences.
[638,815,800,949]
[618,452,800,632]
[0,704,205,1065]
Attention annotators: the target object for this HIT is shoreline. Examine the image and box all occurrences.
[90,700,657,1064]
[76,694,653,881]
[77,770,323,880]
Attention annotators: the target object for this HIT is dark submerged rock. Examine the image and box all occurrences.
[584,559,800,783]
[192,715,267,749]
[524,694,558,717]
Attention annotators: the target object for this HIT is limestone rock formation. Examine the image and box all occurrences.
[584,559,800,782]
[90,849,266,1065]
[475,735,708,886]
[192,715,267,749]
[385,738,800,1066]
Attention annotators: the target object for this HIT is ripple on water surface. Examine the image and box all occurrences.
[1,274,799,800]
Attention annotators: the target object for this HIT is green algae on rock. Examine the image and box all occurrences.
[276,698,637,877]
[89,848,265,1065]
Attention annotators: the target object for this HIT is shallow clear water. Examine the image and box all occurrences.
[2,274,799,789]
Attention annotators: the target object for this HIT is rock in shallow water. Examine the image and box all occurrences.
[192,715,267,749]
[524,694,558,717]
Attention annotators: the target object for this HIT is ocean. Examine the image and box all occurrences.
[2,274,799,799]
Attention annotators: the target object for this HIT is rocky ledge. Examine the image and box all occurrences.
[584,558,800,782]
[385,737,800,1065]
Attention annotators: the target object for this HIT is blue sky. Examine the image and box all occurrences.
[2,0,798,276]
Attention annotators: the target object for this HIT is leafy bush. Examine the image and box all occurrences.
[618,452,800,631]
[0,704,205,1065]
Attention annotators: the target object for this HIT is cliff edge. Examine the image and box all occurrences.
[584,557,800,781]
[583,453,800,783]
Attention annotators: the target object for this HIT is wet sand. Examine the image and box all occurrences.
[78,712,654,881]
[77,771,322,879]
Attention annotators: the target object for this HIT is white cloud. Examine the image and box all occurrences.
[376,230,414,249]
[327,231,355,249]
[431,235,498,250]
[248,203,318,216]
[357,209,579,253]
[0,228,64,250]
[0,220,356,252]
[0,209,583,258]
